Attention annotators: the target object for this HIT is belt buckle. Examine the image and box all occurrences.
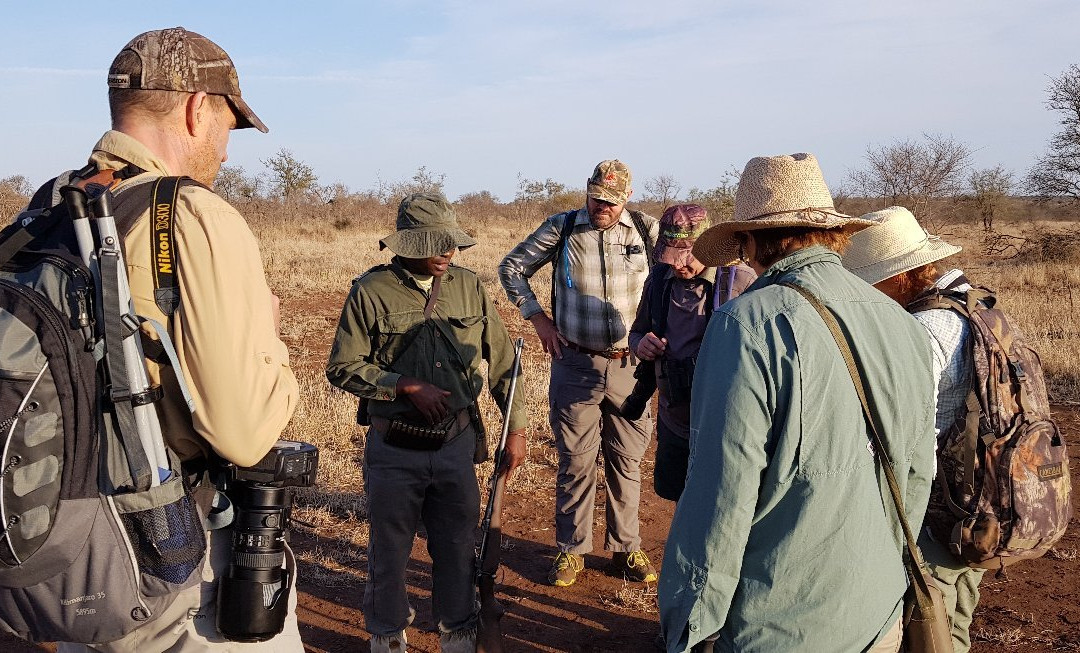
[604,347,628,359]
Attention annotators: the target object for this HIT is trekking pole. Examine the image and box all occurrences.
[59,186,95,269]
[476,337,524,653]
[88,188,170,487]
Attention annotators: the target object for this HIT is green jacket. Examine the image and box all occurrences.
[326,259,527,453]
[658,246,936,652]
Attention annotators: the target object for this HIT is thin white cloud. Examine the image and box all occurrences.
[0,66,98,77]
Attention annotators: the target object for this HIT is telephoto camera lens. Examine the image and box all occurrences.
[216,483,292,642]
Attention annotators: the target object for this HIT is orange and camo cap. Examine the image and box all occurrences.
[586,159,632,204]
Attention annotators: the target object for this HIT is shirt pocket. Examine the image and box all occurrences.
[444,314,487,360]
[795,411,877,479]
[620,247,649,276]
[375,310,426,366]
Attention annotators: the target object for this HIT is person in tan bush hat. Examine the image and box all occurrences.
[328,193,527,653]
[658,154,936,653]
[844,206,984,653]
[47,27,301,653]
[499,159,660,588]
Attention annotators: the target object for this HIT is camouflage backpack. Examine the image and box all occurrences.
[910,285,1072,570]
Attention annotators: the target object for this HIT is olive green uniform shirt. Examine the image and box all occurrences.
[326,259,527,451]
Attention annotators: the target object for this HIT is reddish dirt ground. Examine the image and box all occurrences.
[6,407,1077,653]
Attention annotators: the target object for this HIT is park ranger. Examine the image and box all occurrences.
[327,192,527,653]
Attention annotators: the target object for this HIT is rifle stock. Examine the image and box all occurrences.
[476,338,523,653]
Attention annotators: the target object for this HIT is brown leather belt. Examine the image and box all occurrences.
[566,342,632,359]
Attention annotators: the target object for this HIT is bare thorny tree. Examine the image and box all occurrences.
[643,174,682,209]
[1027,63,1080,198]
[847,133,972,229]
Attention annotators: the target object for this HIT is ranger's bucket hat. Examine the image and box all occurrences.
[380,193,476,258]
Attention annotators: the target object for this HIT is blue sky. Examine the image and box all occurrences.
[1,1,1076,201]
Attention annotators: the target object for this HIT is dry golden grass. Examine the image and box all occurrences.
[947,221,1080,402]
[973,625,1025,646]
[599,581,659,614]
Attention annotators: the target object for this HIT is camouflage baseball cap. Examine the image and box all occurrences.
[655,204,709,267]
[379,193,477,259]
[107,27,268,133]
[587,160,632,204]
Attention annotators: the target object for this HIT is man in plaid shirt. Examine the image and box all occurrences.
[499,160,659,587]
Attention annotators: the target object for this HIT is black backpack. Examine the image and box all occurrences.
[0,166,208,644]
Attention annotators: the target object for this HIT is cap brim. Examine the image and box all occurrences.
[379,227,477,258]
[656,243,697,267]
[226,94,268,133]
[844,240,963,286]
[587,184,628,205]
[692,212,875,267]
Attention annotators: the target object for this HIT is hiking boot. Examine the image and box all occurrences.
[609,550,657,582]
[370,630,407,653]
[439,627,475,653]
[547,552,585,587]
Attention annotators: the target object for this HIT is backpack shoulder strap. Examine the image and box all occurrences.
[628,210,655,254]
[550,209,579,321]
[648,266,675,337]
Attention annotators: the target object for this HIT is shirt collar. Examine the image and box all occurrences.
[89,130,173,177]
[390,256,454,289]
[746,245,840,292]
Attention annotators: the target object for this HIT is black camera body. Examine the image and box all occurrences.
[660,356,697,406]
[216,440,318,642]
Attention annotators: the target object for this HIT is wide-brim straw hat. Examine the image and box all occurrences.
[692,153,875,266]
[842,206,962,285]
[379,192,477,258]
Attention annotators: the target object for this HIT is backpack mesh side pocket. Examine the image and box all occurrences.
[110,473,205,597]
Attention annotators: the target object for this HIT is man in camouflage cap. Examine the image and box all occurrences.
[328,193,527,653]
[499,160,660,588]
[50,27,300,652]
[628,204,755,503]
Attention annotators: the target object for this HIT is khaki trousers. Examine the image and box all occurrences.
[549,349,653,553]
[867,618,903,653]
[919,530,985,653]
[57,528,303,652]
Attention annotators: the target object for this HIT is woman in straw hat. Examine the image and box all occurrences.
[657,154,936,653]
[844,206,983,653]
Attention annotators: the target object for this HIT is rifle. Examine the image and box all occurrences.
[475,337,524,653]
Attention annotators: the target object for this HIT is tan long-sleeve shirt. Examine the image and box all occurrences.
[89,131,298,467]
